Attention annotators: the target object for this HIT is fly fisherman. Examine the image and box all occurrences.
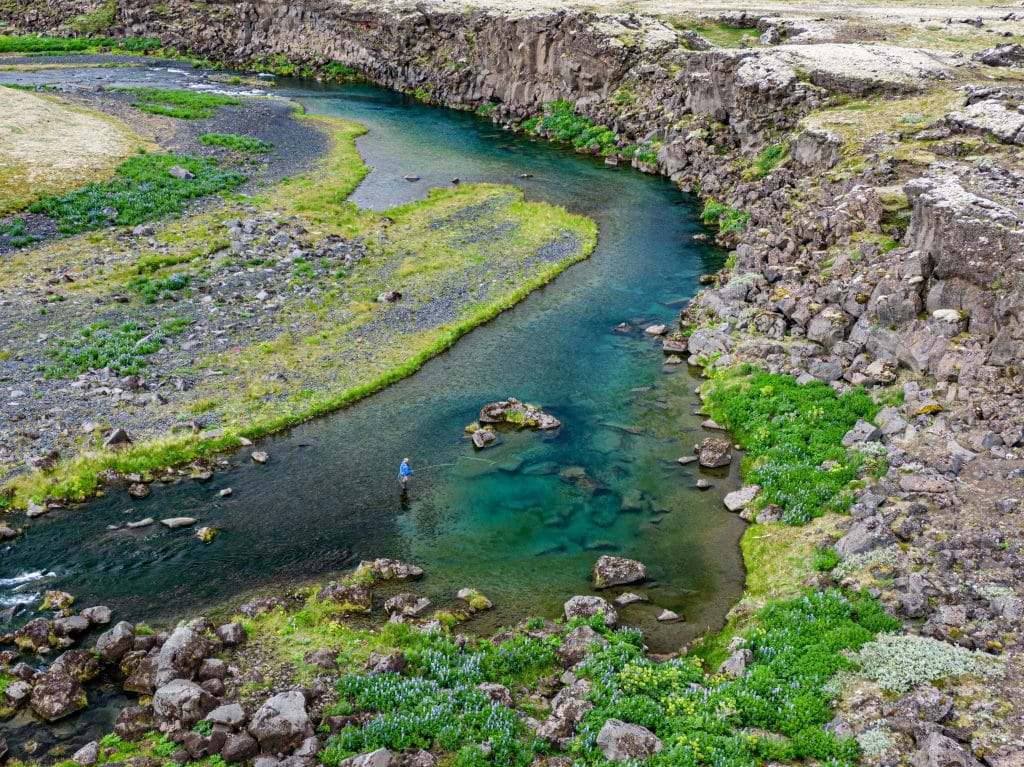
[398,457,413,493]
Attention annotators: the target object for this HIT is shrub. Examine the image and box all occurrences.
[812,546,842,572]
[703,369,880,523]
[0,34,110,53]
[28,153,245,234]
[747,144,789,179]
[116,87,242,119]
[130,272,190,303]
[852,634,1000,694]
[200,133,273,153]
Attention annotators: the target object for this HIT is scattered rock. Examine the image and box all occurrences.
[723,485,760,512]
[477,397,561,430]
[153,679,215,726]
[95,621,135,663]
[161,517,197,528]
[248,691,312,754]
[251,451,269,464]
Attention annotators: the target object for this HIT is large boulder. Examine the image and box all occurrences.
[338,750,399,767]
[95,621,135,664]
[50,649,102,682]
[835,517,897,559]
[248,691,312,755]
[30,670,88,721]
[591,556,647,589]
[153,679,216,726]
[596,719,664,762]
[697,438,732,468]
[563,596,618,628]
[155,626,216,686]
[383,593,432,620]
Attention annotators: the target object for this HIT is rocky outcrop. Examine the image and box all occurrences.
[591,555,647,589]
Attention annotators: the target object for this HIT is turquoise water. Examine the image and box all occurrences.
[0,74,745,658]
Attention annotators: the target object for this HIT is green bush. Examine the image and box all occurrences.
[117,36,163,53]
[704,369,880,523]
[116,88,242,119]
[812,546,842,572]
[130,271,190,303]
[200,133,273,153]
[28,153,245,234]
[567,589,900,767]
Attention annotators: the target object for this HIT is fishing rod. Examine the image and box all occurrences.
[415,456,498,471]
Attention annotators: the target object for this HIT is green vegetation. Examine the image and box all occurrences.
[701,199,750,234]
[0,34,162,55]
[116,87,241,119]
[28,153,245,234]
[745,144,789,179]
[522,100,621,156]
[0,217,39,248]
[66,0,116,35]
[568,590,899,767]
[475,102,498,118]
[850,634,1000,694]
[200,133,273,153]
[703,368,881,524]
[322,630,557,766]
[250,55,358,81]
[812,546,842,572]
[43,318,190,378]
[129,271,191,303]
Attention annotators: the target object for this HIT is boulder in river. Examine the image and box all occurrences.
[592,556,647,589]
[81,605,112,625]
[352,558,424,583]
[30,670,88,721]
[563,595,618,628]
[477,397,561,430]
[383,593,432,620]
[723,485,760,512]
[697,437,732,468]
[162,517,197,529]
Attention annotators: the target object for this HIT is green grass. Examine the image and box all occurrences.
[199,133,273,153]
[745,144,789,179]
[115,88,241,119]
[28,153,245,234]
[684,23,760,48]
[703,368,882,524]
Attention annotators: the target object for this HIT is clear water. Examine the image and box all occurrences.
[0,72,745,660]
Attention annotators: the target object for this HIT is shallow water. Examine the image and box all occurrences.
[0,72,744,670]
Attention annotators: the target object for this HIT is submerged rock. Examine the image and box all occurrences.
[471,427,498,449]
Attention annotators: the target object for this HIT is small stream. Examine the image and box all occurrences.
[0,65,746,757]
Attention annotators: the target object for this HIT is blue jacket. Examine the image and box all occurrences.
[399,461,412,478]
